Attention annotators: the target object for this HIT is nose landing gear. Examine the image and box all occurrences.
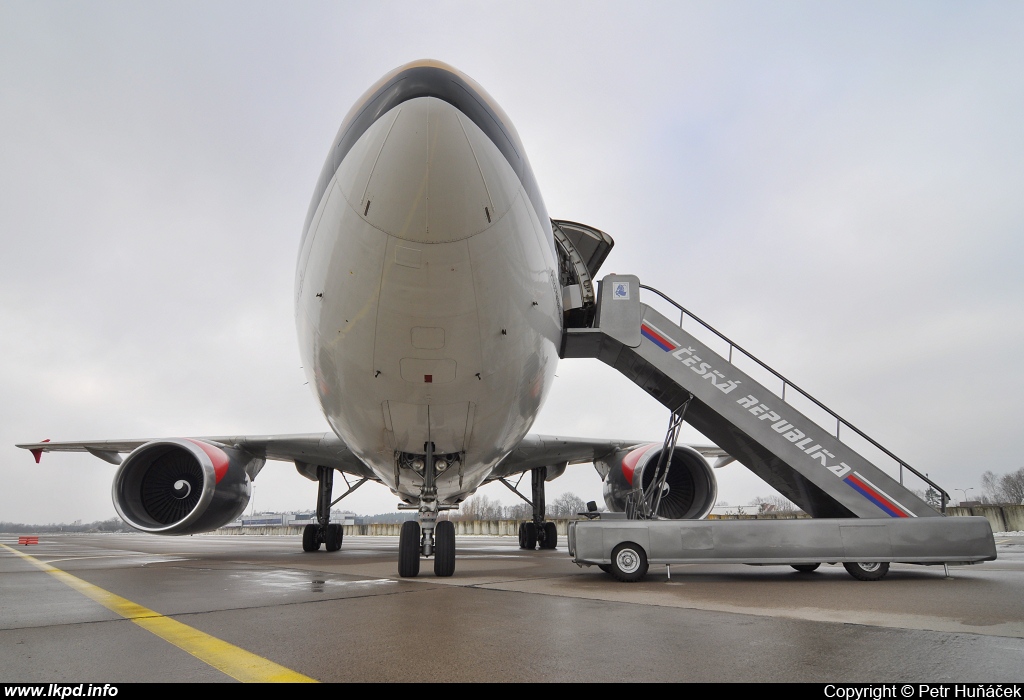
[397,442,457,578]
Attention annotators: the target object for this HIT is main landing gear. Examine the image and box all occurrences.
[300,465,368,553]
[397,442,457,578]
[511,467,558,551]
[302,466,343,552]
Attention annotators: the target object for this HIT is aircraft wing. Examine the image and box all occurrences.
[18,433,731,483]
[486,434,732,481]
[16,433,380,481]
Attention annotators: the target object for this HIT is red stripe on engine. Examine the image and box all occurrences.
[621,443,659,486]
[186,439,230,484]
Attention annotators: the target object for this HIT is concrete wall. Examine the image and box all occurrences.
[947,505,1024,533]
[215,519,575,537]
[214,507,1024,537]
[707,513,810,520]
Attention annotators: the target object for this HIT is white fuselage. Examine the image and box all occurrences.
[295,71,561,506]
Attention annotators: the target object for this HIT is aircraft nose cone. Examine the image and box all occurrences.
[335,96,518,243]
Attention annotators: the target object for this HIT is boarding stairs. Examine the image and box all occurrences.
[561,275,949,520]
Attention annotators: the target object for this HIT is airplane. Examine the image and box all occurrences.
[18,59,729,578]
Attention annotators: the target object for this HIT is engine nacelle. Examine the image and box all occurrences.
[598,444,717,519]
[112,438,260,535]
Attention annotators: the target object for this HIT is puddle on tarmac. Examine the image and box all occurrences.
[221,569,395,594]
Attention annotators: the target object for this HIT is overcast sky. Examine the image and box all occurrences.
[2,2,1023,524]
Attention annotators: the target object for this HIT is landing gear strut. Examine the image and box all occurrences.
[302,465,344,553]
[513,467,558,551]
[298,464,367,553]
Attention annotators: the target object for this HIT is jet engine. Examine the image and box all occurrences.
[598,443,717,519]
[112,438,261,535]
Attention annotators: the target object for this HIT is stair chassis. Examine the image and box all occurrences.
[567,515,996,581]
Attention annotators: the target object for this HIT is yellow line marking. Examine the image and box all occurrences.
[1,544,316,683]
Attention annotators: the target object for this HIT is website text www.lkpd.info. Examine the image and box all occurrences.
[5,686,118,698]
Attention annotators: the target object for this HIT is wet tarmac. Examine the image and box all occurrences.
[2,533,1023,682]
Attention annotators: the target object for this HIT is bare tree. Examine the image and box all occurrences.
[506,502,531,520]
[981,468,1024,505]
[550,492,587,518]
[452,492,589,521]
[749,494,798,514]
[455,494,504,521]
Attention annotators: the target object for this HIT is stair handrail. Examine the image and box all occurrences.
[637,283,950,512]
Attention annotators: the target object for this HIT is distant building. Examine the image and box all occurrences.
[225,510,356,528]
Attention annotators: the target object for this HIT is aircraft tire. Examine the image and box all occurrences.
[434,521,456,577]
[325,523,343,552]
[609,542,649,583]
[540,522,557,550]
[302,524,320,552]
[843,561,889,581]
[791,563,820,573]
[398,521,421,577]
[522,522,537,550]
